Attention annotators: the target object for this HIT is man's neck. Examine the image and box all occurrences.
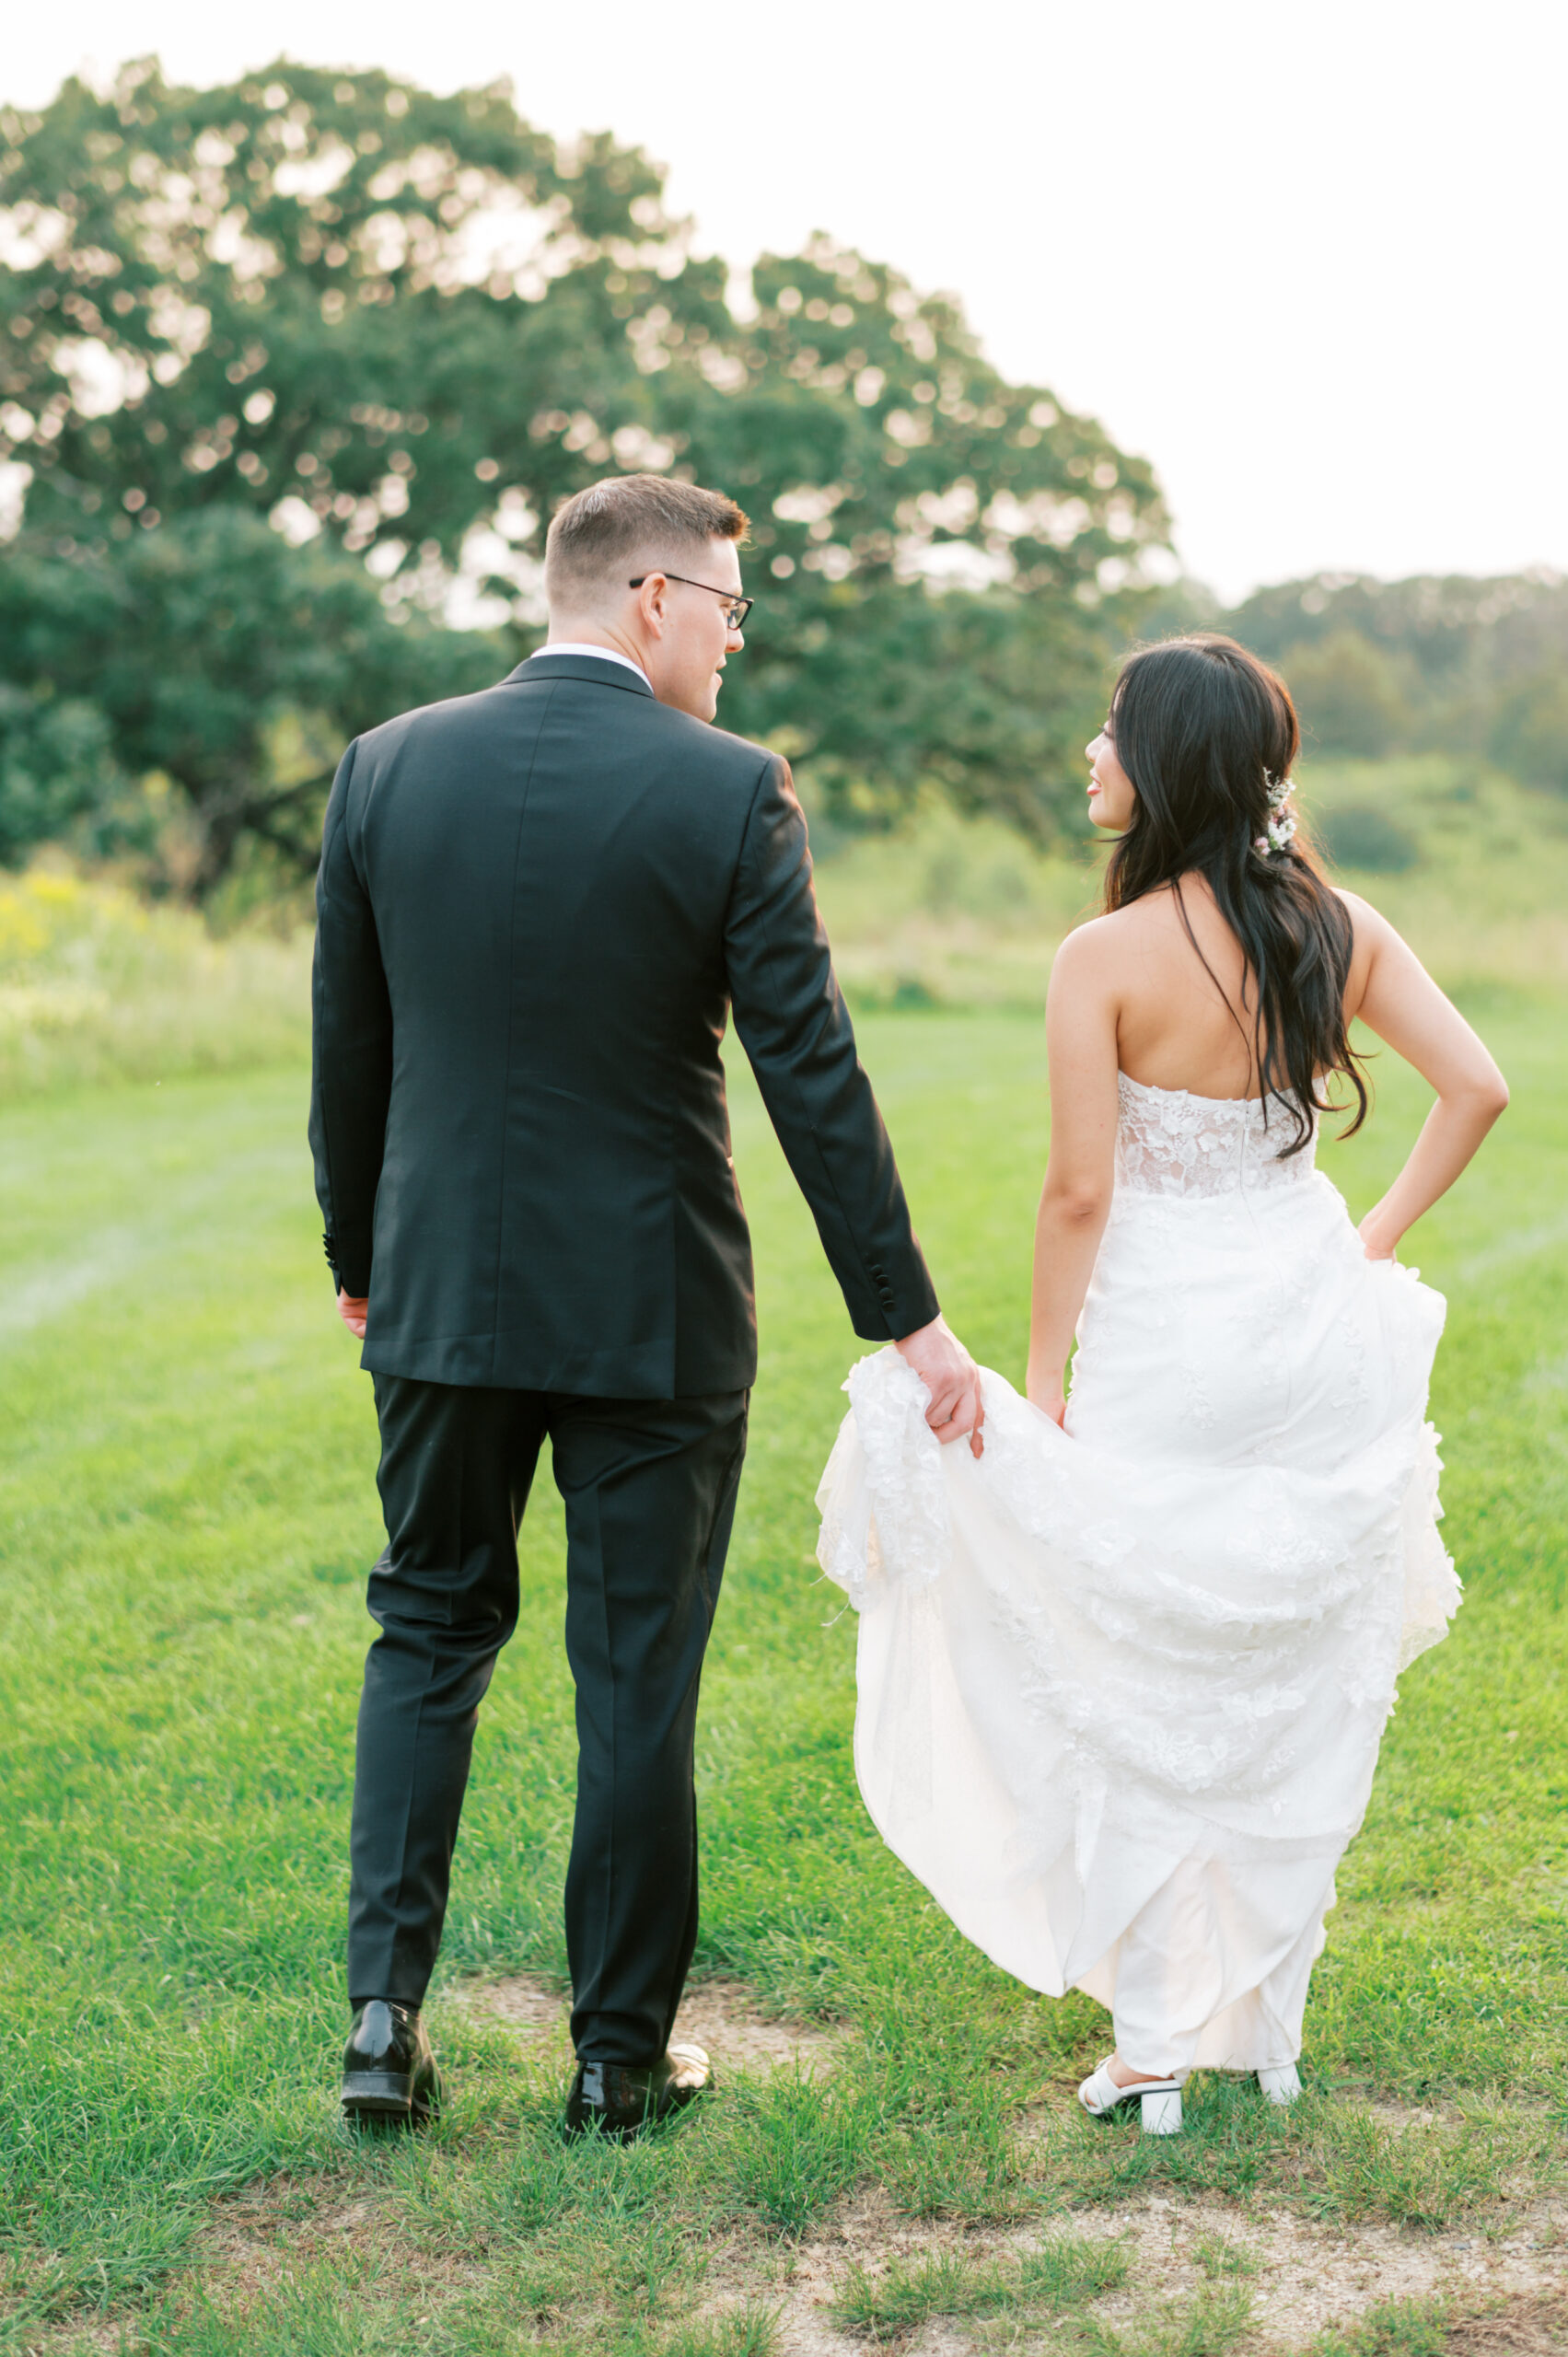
[545,618,646,668]
[534,637,652,688]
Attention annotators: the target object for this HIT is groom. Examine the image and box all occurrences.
[310,471,981,2138]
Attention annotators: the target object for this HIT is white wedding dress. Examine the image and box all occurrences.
[816,1075,1460,2075]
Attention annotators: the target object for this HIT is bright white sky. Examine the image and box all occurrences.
[6,0,1564,601]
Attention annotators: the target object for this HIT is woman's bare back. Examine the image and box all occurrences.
[1108,873,1371,1101]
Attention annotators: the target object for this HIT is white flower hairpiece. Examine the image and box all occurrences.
[1254,772,1297,855]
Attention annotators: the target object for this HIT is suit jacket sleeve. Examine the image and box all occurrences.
[725,754,940,1341]
[308,739,392,1298]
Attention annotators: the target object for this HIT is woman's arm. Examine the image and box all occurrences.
[1341,892,1509,1259]
[1028,923,1123,1424]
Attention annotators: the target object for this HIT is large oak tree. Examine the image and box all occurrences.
[0,57,1170,888]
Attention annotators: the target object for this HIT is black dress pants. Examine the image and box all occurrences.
[348,1374,749,2066]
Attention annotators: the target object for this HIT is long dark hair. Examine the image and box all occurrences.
[1104,633,1367,1153]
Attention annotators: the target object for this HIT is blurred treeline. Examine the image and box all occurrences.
[0,57,1167,911]
[1195,571,1568,877]
[1225,573,1568,789]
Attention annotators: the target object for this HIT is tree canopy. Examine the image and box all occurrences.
[0,57,1170,890]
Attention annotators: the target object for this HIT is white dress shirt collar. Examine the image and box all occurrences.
[528,642,651,689]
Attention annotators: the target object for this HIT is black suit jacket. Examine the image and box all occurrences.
[308,652,939,1395]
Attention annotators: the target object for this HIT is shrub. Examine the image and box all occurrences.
[1318,804,1422,874]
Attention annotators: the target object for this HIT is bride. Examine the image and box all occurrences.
[816,634,1507,2135]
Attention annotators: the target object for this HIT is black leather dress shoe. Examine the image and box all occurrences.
[563,2041,712,2141]
[341,2000,442,2129]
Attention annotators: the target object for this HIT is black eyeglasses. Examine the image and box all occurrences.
[629,570,753,630]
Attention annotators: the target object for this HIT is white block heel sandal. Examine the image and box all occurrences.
[1077,2061,1184,2136]
[1257,2063,1302,2106]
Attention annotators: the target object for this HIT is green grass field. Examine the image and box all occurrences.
[2,991,1566,2355]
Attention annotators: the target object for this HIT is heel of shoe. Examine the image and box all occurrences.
[1141,2087,1182,2135]
[1258,2063,1301,2107]
[342,2068,413,2118]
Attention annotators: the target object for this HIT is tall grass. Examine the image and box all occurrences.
[810,758,1568,1011]
[0,866,310,1098]
[810,807,1102,1011]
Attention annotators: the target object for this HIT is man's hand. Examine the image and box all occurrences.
[337,1288,369,1340]
[895,1315,984,1457]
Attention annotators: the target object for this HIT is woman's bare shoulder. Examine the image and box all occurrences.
[1050,899,1178,1021]
[1330,884,1400,958]
[1052,904,1142,980]
[1057,892,1173,957]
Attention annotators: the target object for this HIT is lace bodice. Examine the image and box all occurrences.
[1115,1073,1317,1198]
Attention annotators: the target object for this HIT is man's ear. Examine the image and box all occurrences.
[637,574,669,636]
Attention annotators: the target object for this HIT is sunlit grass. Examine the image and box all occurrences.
[830,2234,1129,2337]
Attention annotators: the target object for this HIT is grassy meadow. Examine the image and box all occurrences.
[2,775,1567,2354]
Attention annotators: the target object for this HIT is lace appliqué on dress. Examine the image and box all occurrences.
[815,1351,951,1611]
[1115,1074,1318,1199]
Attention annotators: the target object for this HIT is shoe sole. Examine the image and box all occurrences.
[341,2071,439,2128]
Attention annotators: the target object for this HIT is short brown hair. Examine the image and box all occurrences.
[544,473,749,605]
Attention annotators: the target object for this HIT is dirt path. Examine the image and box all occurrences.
[459,1978,1568,2352]
[26,1981,1567,2354]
